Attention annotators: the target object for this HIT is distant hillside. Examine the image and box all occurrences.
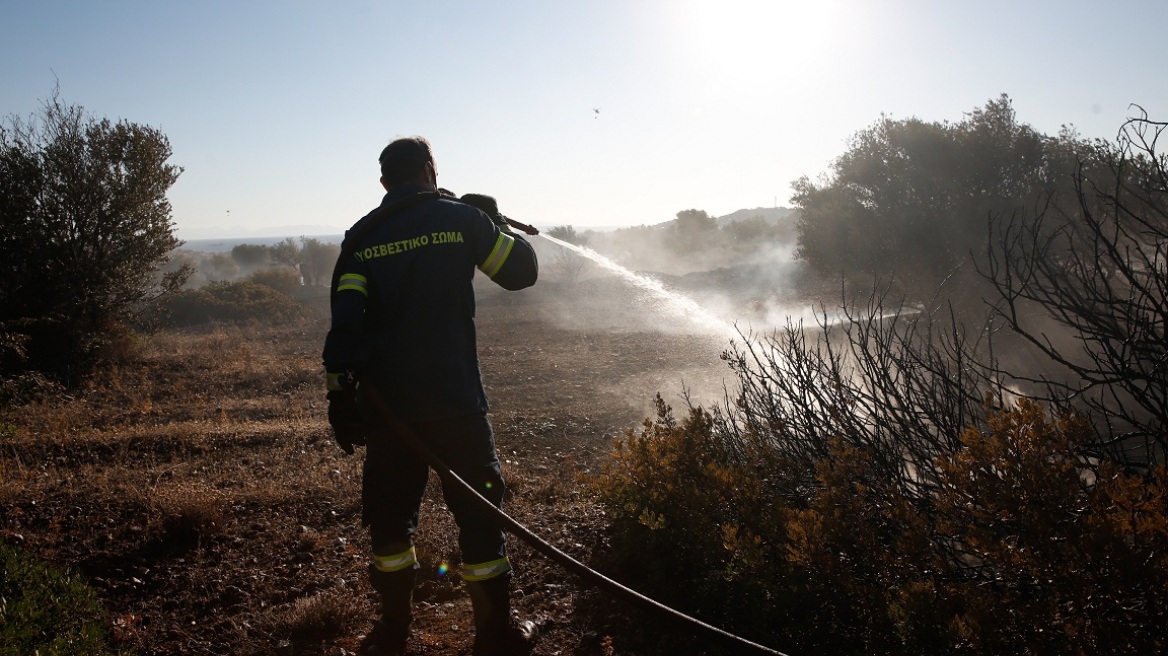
[629,206,798,243]
[715,206,796,226]
[625,206,797,233]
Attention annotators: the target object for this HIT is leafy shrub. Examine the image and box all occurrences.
[590,395,798,649]
[0,90,189,384]
[592,397,729,595]
[781,438,940,654]
[155,280,304,327]
[927,400,1168,655]
[591,398,1168,655]
[0,540,121,655]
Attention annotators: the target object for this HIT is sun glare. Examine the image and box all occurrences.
[678,0,842,87]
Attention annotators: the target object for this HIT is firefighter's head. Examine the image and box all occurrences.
[379,137,436,191]
[458,193,499,219]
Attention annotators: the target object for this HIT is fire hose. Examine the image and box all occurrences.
[361,385,787,656]
[503,215,540,235]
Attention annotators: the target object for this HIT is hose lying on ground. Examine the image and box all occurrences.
[362,385,788,656]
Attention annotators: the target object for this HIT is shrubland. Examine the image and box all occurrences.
[157,280,310,327]
[589,105,1168,655]
[4,91,1166,655]
[169,237,341,291]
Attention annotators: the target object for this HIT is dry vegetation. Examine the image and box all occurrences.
[0,284,731,655]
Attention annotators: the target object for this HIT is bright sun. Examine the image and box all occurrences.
[677,0,843,87]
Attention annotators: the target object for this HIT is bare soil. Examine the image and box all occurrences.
[0,279,736,655]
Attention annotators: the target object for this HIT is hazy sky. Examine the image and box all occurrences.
[2,0,1165,239]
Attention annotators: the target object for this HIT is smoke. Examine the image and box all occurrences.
[498,227,821,418]
[527,226,818,341]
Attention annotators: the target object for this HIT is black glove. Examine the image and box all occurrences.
[327,390,366,454]
[460,193,512,232]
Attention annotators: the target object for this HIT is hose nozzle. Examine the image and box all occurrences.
[504,216,539,236]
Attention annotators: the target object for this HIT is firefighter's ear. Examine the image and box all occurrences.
[380,176,391,192]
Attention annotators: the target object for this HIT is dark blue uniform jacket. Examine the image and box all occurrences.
[322,185,538,419]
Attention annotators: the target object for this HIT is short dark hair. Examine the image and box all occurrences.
[378,137,434,187]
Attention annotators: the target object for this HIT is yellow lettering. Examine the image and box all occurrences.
[357,232,454,260]
[428,231,464,244]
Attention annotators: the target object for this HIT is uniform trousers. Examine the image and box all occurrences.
[359,391,509,568]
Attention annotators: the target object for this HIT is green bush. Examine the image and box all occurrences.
[0,91,188,384]
[0,540,122,655]
[155,280,305,327]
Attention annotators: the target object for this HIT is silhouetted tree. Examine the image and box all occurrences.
[270,237,300,268]
[230,243,271,268]
[299,237,340,287]
[0,89,187,382]
[545,224,590,284]
[793,95,1078,297]
[667,209,718,254]
[594,107,1168,656]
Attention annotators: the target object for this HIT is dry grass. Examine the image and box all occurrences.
[0,226,871,656]
[263,589,368,645]
[0,289,716,654]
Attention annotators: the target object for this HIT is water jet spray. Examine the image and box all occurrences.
[538,232,738,336]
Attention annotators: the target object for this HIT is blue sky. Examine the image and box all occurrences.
[2,0,1165,239]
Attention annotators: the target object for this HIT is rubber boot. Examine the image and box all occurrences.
[467,573,537,656]
[359,565,415,656]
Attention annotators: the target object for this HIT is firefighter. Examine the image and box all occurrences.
[322,136,539,656]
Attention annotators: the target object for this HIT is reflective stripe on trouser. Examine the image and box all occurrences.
[373,546,418,573]
[463,556,512,582]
